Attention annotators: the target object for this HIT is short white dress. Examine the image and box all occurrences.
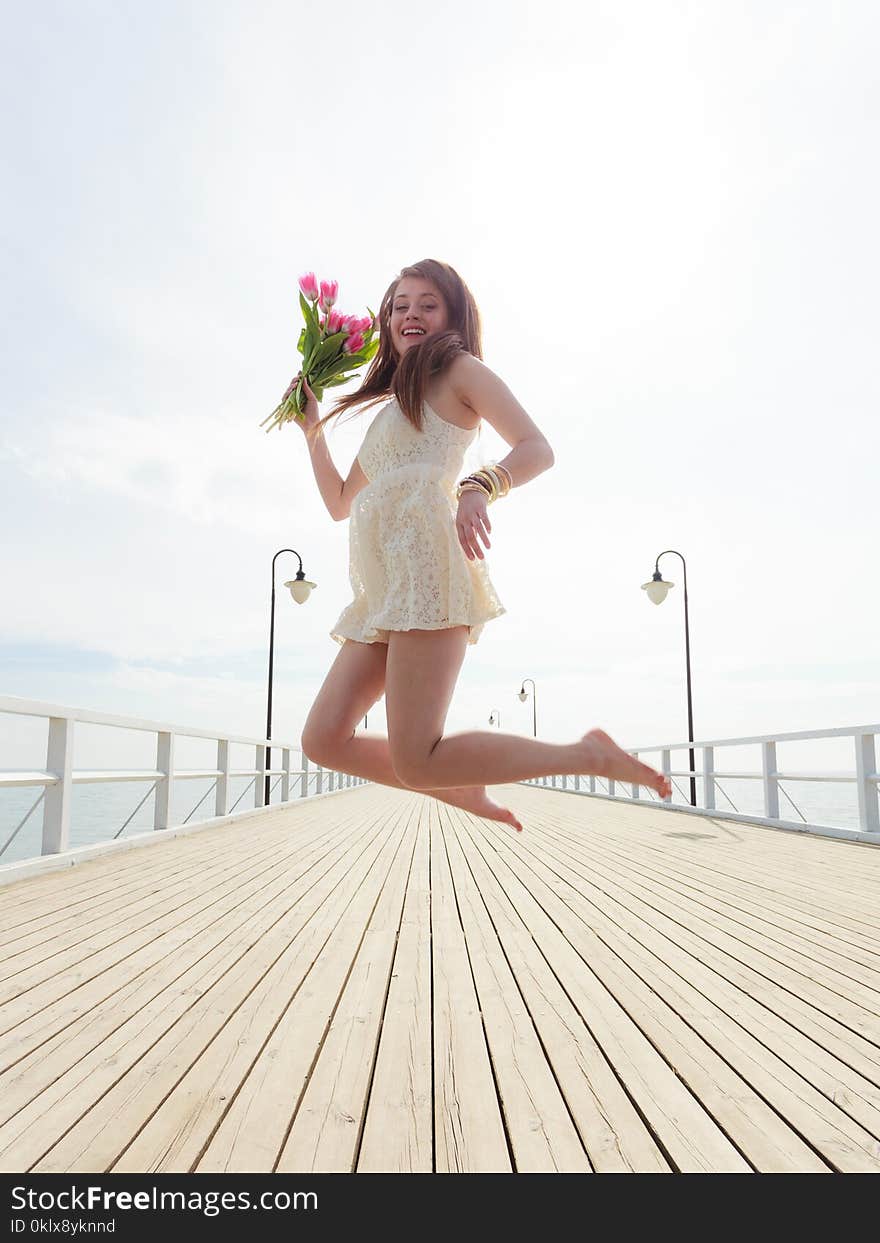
[330,396,506,647]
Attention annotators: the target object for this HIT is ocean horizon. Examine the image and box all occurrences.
[0,770,870,868]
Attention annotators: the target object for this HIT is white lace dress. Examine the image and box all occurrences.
[330,397,507,647]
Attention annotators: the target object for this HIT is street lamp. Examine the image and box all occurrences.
[489,709,501,727]
[641,549,696,806]
[266,548,316,805]
[518,678,537,737]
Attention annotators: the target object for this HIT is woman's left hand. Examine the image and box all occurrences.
[456,490,491,561]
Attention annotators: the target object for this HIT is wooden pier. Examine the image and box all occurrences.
[1,783,879,1173]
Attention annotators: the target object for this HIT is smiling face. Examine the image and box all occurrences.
[389,277,450,355]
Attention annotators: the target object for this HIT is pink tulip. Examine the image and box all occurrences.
[355,315,374,334]
[298,271,319,302]
[344,331,365,355]
[327,308,345,333]
[318,279,339,313]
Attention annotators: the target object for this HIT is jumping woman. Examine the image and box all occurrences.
[293,258,671,832]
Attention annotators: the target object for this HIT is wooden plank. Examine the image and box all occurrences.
[275,800,420,1172]
[430,799,511,1172]
[0,796,374,1064]
[0,801,384,1145]
[0,794,356,959]
[458,817,766,1172]
[4,803,396,1172]
[540,811,880,977]
[2,781,875,1176]
[447,806,670,1172]
[0,792,374,954]
[108,804,413,1174]
[478,815,880,1171]
[534,792,879,918]
[0,807,351,989]
[529,813,880,1074]
[439,807,590,1171]
[0,799,331,918]
[357,799,433,1172]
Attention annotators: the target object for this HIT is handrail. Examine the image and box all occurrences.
[0,694,370,864]
[521,722,880,839]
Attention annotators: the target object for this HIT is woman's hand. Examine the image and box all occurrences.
[456,489,492,561]
[283,371,320,434]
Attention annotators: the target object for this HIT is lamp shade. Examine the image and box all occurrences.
[285,577,317,604]
[642,577,673,605]
[518,690,528,701]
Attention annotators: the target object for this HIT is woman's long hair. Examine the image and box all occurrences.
[306,258,483,446]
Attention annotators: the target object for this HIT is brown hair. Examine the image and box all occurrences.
[306,258,483,447]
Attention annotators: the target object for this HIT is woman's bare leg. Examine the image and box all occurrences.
[300,638,523,830]
[316,730,524,831]
[385,627,672,798]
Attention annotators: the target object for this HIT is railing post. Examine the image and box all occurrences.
[855,732,880,833]
[155,731,174,830]
[301,754,309,798]
[282,749,291,802]
[589,775,596,793]
[661,749,671,803]
[255,745,267,808]
[42,716,73,855]
[762,741,779,820]
[608,776,616,797]
[316,764,323,795]
[631,752,639,800]
[703,746,715,811]
[574,774,580,792]
[216,739,230,817]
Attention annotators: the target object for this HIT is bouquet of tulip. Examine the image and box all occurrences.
[259,272,380,432]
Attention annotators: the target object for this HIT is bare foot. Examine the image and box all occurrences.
[580,729,672,800]
[430,784,523,832]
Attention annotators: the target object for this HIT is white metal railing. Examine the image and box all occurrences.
[0,695,370,864]
[522,723,880,840]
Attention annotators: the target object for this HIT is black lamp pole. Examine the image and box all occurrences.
[519,678,537,737]
[265,548,309,806]
[651,549,696,807]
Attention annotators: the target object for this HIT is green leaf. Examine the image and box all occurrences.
[307,331,348,372]
[299,292,321,363]
[299,290,317,327]
[315,351,364,381]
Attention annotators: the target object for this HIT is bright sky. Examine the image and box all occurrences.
[1,0,878,774]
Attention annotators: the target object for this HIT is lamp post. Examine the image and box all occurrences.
[489,709,501,727]
[518,678,537,737]
[641,549,696,807]
[266,548,316,806]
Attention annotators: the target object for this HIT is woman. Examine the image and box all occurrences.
[293,259,671,832]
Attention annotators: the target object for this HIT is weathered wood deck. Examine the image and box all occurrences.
[0,783,879,1173]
